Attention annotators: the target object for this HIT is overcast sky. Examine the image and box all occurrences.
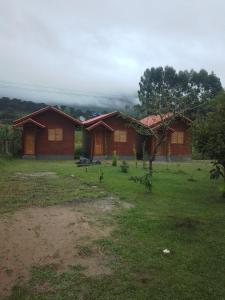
[0,0,224,107]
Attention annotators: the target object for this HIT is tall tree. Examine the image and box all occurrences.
[136,66,223,119]
[192,92,225,181]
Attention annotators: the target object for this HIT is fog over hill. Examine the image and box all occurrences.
[0,80,138,110]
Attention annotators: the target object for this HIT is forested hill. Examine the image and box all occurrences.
[0,97,109,124]
[0,97,47,124]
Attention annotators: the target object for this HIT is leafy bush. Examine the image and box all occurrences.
[112,150,117,167]
[210,162,225,180]
[120,161,129,173]
[0,125,21,156]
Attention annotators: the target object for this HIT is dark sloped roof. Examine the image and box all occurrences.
[82,111,118,125]
[13,106,82,125]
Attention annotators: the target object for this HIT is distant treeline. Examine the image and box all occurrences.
[0,97,108,124]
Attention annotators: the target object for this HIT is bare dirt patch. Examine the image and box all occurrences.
[0,197,133,297]
[15,172,58,179]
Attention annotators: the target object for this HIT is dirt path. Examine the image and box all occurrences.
[0,197,132,298]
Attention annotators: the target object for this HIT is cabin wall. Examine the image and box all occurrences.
[103,117,139,157]
[83,116,142,159]
[170,121,191,157]
[147,120,192,161]
[30,110,75,158]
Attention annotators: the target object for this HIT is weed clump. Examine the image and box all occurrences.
[129,173,152,191]
[99,169,104,183]
[120,161,129,173]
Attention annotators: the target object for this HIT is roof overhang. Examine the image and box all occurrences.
[13,118,46,128]
[86,121,114,132]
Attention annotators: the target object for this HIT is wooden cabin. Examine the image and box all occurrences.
[13,106,81,159]
[140,114,192,161]
[82,111,147,159]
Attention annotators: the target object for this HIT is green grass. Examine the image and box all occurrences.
[1,158,225,299]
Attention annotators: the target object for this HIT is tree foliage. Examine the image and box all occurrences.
[0,125,22,155]
[136,66,222,119]
[192,92,225,180]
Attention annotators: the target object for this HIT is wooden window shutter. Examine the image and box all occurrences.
[171,131,184,144]
[55,128,63,141]
[48,129,55,141]
[177,132,184,144]
[114,130,127,142]
[48,128,63,141]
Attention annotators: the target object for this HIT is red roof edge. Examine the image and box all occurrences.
[12,118,46,128]
[82,111,119,125]
[86,120,114,132]
[13,106,82,125]
[140,113,192,128]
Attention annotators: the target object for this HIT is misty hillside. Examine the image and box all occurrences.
[0,97,113,124]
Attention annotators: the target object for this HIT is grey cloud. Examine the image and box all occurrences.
[0,0,224,107]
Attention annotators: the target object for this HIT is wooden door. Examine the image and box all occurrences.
[24,132,35,155]
[94,130,104,155]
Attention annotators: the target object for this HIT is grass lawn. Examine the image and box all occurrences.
[0,158,225,299]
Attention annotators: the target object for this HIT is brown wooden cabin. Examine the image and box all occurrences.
[82,111,147,159]
[13,106,81,159]
[140,114,192,161]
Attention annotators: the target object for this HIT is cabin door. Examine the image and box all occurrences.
[24,131,35,155]
[94,130,104,155]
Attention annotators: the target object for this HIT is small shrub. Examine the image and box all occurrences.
[129,173,152,191]
[112,150,117,166]
[99,168,104,182]
[210,162,224,180]
[120,161,129,173]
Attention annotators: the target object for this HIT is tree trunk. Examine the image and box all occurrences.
[142,140,146,169]
[149,158,153,175]
[148,154,155,176]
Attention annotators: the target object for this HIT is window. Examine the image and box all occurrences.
[48,128,63,141]
[171,131,184,144]
[114,130,127,142]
